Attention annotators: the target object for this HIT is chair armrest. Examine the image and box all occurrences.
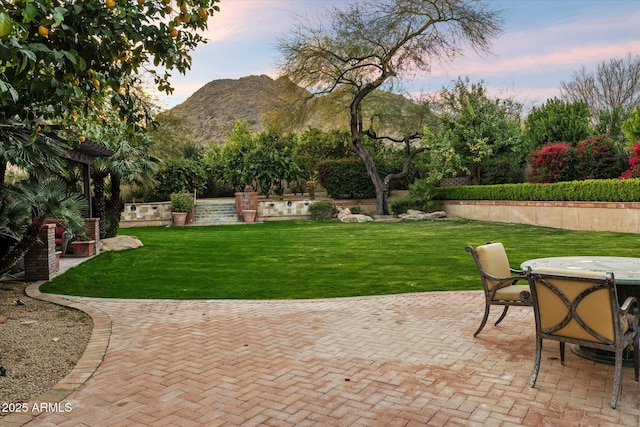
[485,272,527,288]
[519,289,532,305]
[620,296,639,331]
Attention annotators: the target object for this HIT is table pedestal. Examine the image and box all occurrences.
[571,345,635,367]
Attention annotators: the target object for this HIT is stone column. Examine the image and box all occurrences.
[24,223,56,281]
[84,218,100,255]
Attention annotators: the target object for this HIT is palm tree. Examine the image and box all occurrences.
[90,132,160,238]
[0,177,87,275]
[0,121,68,191]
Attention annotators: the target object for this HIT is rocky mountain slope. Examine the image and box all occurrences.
[154,74,420,149]
[159,75,298,143]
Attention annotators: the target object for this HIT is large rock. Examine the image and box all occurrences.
[100,236,143,252]
[337,208,374,223]
[399,210,447,221]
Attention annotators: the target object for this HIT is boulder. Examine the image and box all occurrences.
[337,207,373,223]
[399,210,447,221]
[100,235,143,252]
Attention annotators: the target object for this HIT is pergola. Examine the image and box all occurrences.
[62,141,114,218]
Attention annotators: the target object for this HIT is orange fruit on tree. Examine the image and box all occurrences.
[137,0,144,4]
[169,28,178,38]
[165,5,172,13]
[38,25,48,37]
[92,79,100,88]
[70,109,78,117]
[198,7,207,18]
[106,0,116,9]
[78,136,86,143]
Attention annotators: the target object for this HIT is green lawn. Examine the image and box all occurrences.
[41,219,640,299]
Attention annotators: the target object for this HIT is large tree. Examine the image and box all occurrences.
[522,98,592,152]
[0,0,220,274]
[436,77,523,184]
[560,54,640,128]
[277,0,503,214]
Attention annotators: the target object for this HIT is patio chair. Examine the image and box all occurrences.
[44,219,73,255]
[525,267,639,409]
[466,242,531,337]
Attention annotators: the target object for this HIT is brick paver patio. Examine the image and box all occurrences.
[6,283,640,426]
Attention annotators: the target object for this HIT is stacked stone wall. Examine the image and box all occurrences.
[24,224,56,281]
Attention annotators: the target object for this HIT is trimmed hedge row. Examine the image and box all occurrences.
[434,179,640,202]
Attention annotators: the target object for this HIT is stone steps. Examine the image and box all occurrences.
[194,202,239,224]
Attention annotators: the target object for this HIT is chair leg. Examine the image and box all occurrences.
[473,301,491,337]
[560,342,565,365]
[494,305,509,326]
[634,334,639,382]
[611,349,623,409]
[530,337,542,388]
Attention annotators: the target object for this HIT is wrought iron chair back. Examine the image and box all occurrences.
[526,267,639,408]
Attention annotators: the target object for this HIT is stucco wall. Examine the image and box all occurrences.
[441,200,640,234]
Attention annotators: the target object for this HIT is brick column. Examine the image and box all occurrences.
[84,218,100,255]
[24,223,56,281]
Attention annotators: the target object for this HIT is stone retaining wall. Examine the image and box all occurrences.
[440,200,640,234]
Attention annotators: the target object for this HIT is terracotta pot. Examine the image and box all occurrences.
[171,212,188,226]
[71,240,95,257]
[306,181,316,200]
[242,209,257,223]
[235,192,258,220]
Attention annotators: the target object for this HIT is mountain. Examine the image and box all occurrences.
[159,75,300,143]
[153,74,423,152]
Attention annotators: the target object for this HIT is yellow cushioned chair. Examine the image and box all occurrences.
[466,242,531,337]
[526,267,639,409]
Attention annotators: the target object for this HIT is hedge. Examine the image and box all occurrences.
[318,158,394,199]
[434,179,640,202]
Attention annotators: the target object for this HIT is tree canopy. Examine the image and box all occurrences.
[1,0,219,127]
[277,0,503,214]
[0,0,220,274]
[560,53,640,122]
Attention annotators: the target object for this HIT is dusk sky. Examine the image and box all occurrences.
[157,0,640,110]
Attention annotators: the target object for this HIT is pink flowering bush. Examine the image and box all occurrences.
[575,135,626,180]
[528,142,577,183]
[619,140,640,179]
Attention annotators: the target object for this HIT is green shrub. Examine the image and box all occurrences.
[318,158,394,199]
[390,196,413,215]
[170,189,195,212]
[308,201,334,220]
[152,159,207,201]
[390,180,439,215]
[434,179,640,202]
[318,159,375,199]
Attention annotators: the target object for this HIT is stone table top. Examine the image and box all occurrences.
[521,256,640,285]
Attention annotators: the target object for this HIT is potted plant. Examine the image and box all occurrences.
[305,172,318,200]
[170,189,195,226]
[71,234,95,257]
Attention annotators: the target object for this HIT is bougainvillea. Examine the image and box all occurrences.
[528,142,577,183]
[619,140,640,179]
[575,135,627,180]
